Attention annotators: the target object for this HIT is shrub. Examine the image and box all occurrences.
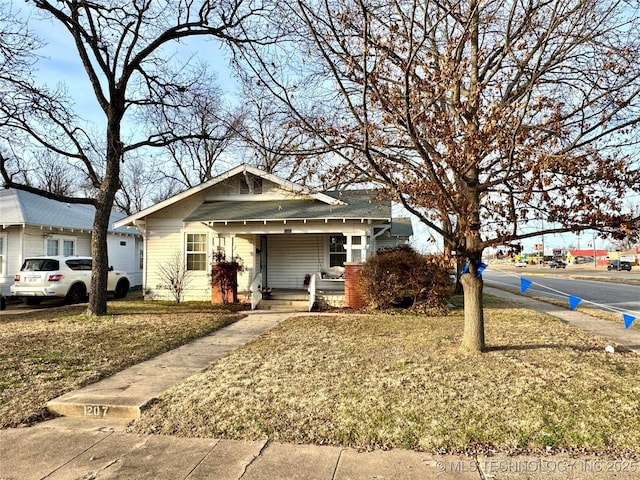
[358,246,453,312]
[156,251,193,303]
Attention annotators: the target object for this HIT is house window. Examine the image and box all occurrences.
[351,236,362,263]
[240,177,263,195]
[329,235,347,267]
[46,239,59,256]
[253,178,263,194]
[186,233,208,271]
[63,240,75,256]
[45,236,76,256]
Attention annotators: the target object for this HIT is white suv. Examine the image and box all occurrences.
[11,256,130,305]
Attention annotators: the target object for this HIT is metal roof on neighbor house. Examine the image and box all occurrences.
[0,188,133,234]
[184,190,391,223]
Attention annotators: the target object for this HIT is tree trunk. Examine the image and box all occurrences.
[87,195,113,316]
[86,102,123,316]
[460,271,485,352]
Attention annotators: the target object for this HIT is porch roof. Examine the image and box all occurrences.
[185,190,391,224]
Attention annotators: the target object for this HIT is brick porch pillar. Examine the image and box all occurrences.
[344,262,366,308]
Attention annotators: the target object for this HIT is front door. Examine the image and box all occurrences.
[259,235,268,288]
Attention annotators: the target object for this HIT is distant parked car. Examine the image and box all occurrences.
[10,256,130,305]
[549,260,566,269]
[607,260,632,271]
[514,261,528,267]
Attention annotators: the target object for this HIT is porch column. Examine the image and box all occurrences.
[344,262,366,308]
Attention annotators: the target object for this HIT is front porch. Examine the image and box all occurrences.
[249,276,347,312]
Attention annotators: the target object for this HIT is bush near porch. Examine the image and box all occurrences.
[357,246,453,312]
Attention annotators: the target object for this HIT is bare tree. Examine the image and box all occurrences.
[115,154,167,215]
[234,80,319,183]
[138,63,245,189]
[156,251,193,303]
[237,0,640,351]
[0,0,272,315]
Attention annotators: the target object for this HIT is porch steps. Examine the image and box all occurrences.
[257,299,309,312]
[255,289,310,311]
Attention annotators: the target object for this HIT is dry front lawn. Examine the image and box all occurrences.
[132,297,640,456]
[0,299,243,428]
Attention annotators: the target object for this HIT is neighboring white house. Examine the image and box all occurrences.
[114,164,413,303]
[0,188,143,297]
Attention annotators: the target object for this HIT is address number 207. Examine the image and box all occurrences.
[84,405,109,417]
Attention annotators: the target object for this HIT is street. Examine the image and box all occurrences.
[483,266,640,318]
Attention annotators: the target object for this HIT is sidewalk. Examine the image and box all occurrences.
[2,301,639,479]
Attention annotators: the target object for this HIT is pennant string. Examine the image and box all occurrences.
[493,267,640,325]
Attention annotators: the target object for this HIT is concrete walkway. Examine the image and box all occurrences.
[2,301,640,479]
[46,312,287,420]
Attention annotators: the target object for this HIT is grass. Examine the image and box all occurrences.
[131,295,640,456]
[0,297,244,428]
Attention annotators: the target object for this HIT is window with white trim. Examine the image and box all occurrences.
[186,233,208,271]
[329,235,347,267]
[46,239,59,256]
[45,235,76,256]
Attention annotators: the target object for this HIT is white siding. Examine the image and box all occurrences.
[144,217,210,302]
[233,235,255,293]
[107,234,142,287]
[266,234,326,289]
[0,228,20,296]
[204,177,303,201]
[144,219,257,302]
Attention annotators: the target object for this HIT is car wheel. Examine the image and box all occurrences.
[66,284,87,304]
[114,279,130,299]
[24,297,43,306]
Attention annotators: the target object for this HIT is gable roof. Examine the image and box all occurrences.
[184,190,391,223]
[115,164,346,228]
[0,188,133,234]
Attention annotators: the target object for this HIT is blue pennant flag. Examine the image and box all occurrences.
[569,295,582,311]
[623,314,636,329]
[520,278,532,294]
[477,262,488,277]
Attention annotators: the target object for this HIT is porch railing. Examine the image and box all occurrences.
[308,272,317,312]
[250,272,262,310]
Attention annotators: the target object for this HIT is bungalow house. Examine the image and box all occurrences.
[0,188,143,297]
[114,164,413,307]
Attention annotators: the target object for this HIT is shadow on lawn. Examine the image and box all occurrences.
[485,343,603,353]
